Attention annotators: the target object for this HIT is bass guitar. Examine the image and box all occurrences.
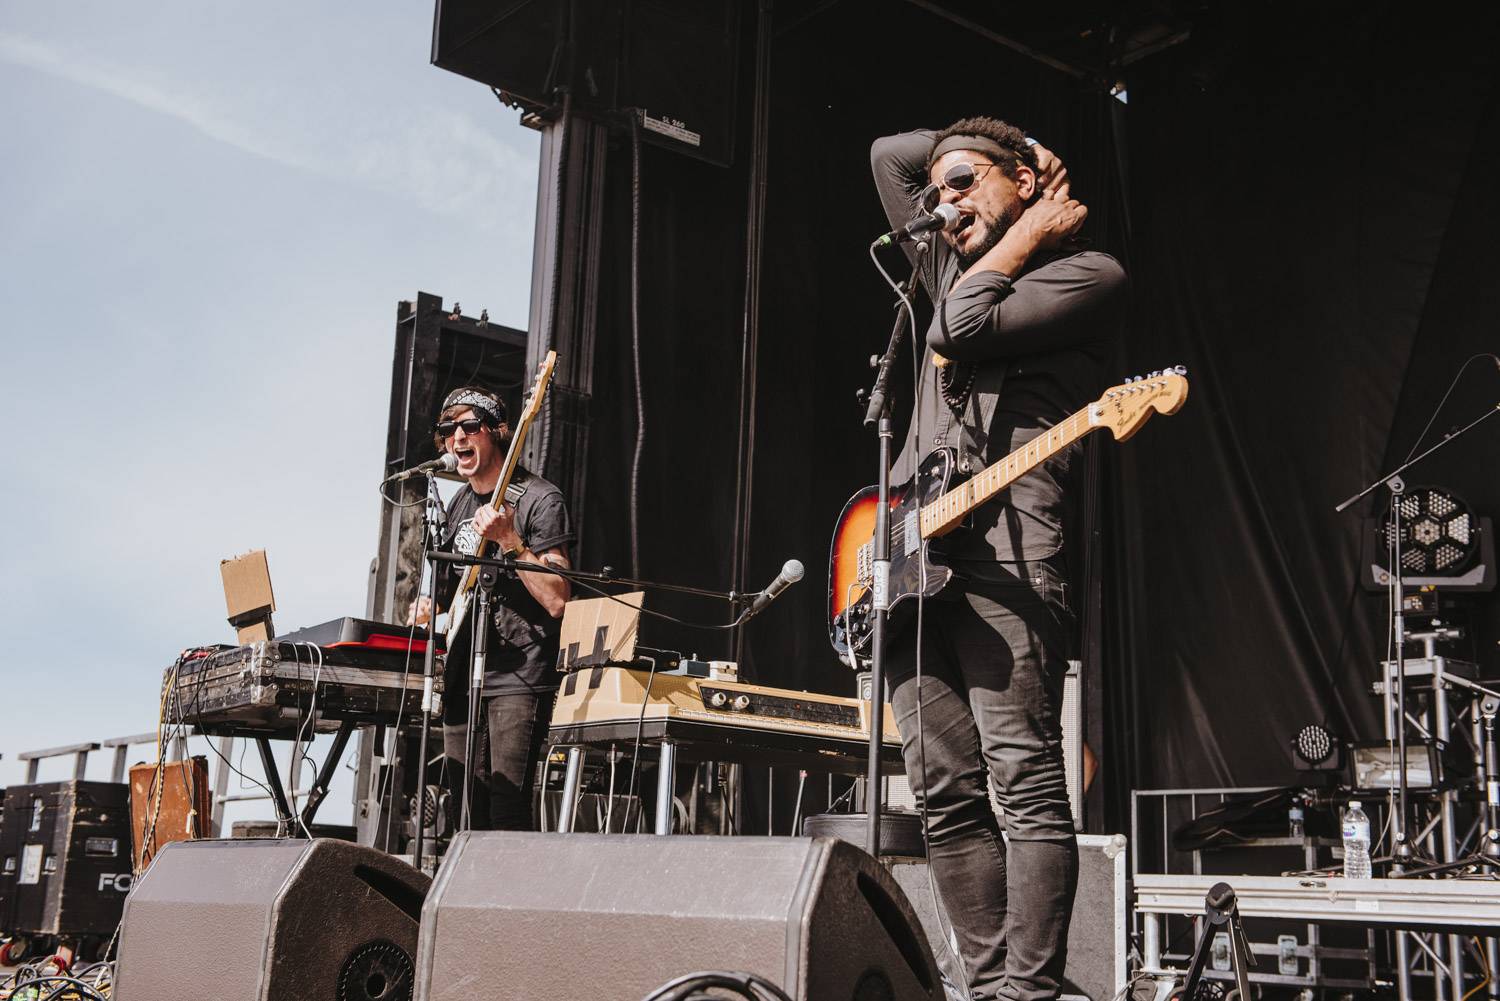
[446,350,558,643]
[827,368,1189,661]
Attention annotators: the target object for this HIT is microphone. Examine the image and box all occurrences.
[744,559,805,620]
[876,203,960,247]
[383,453,458,483]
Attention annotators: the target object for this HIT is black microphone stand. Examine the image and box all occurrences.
[857,251,923,860]
[1334,398,1500,871]
[459,567,498,833]
[411,473,447,872]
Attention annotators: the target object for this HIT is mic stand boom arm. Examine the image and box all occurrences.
[425,552,769,628]
[1334,402,1500,514]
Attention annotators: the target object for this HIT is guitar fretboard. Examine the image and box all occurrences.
[919,405,1096,538]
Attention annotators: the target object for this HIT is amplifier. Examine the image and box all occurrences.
[164,640,439,737]
[886,834,1129,1001]
[550,666,903,775]
[127,757,211,868]
[0,781,133,940]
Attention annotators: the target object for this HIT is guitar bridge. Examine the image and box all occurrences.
[856,541,873,584]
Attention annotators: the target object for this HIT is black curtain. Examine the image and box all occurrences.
[1110,5,1500,808]
[572,1,1500,833]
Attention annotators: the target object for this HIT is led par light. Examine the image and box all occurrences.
[1292,724,1343,770]
[1363,486,1495,591]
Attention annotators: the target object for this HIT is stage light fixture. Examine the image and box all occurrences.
[1349,740,1444,793]
[1363,485,1495,591]
[1291,723,1344,772]
[1386,487,1478,573]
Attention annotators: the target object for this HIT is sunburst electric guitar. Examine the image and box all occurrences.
[445,350,558,644]
[827,368,1189,661]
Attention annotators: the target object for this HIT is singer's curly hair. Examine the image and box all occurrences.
[930,116,1038,178]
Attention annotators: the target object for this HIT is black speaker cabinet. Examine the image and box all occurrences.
[0,780,133,938]
[431,0,740,166]
[416,832,942,1001]
[114,838,430,1001]
[887,834,1130,1001]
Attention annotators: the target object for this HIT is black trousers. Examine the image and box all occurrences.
[443,690,555,831]
[886,562,1078,1001]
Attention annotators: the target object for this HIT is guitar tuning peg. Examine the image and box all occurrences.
[1172,364,1188,375]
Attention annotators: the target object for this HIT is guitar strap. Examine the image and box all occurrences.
[504,478,528,508]
[939,362,1004,476]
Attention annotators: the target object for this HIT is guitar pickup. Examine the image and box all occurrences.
[904,510,920,556]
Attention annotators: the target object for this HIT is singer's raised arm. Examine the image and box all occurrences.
[870,129,940,288]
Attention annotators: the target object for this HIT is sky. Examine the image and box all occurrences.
[0,2,540,827]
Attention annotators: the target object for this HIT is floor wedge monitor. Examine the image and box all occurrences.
[416,832,942,1001]
[114,837,430,1001]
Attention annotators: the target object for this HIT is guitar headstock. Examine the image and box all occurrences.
[1089,366,1189,441]
[516,350,558,428]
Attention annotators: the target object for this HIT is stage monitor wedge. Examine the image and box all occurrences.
[416,831,942,1001]
[431,0,741,167]
[114,838,431,1001]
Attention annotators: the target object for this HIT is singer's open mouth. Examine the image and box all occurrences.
[955,214,976,236]
[454,445,477,462]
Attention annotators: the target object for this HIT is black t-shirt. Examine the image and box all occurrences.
[436,470,574,697]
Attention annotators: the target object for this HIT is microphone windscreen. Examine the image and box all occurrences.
[783,558,805,582]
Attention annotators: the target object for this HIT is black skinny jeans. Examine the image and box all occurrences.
[443,690,555,831]
[886,562,1078,1001]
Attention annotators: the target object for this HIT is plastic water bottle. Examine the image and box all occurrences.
[1288,800,1305,839]
[1342,800,1371,879]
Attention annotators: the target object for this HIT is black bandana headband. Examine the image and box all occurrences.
[928,134,1018,170]
[441,387,506,426]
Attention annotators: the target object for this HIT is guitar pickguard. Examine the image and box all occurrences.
[827,449,958,663]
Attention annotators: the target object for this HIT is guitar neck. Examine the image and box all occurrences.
[919,404,1097,538]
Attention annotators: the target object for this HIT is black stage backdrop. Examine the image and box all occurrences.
[563,2,1500,832]
[1112,6,1500,808]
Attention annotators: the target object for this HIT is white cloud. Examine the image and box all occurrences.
[0,29,536,231]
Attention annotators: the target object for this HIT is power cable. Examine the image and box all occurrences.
[639,970,793,1001]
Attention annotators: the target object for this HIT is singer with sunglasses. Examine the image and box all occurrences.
[408,385,574,831]
[869,118,1126,1001]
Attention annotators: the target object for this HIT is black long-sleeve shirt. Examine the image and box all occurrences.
[871,130,1127,570]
